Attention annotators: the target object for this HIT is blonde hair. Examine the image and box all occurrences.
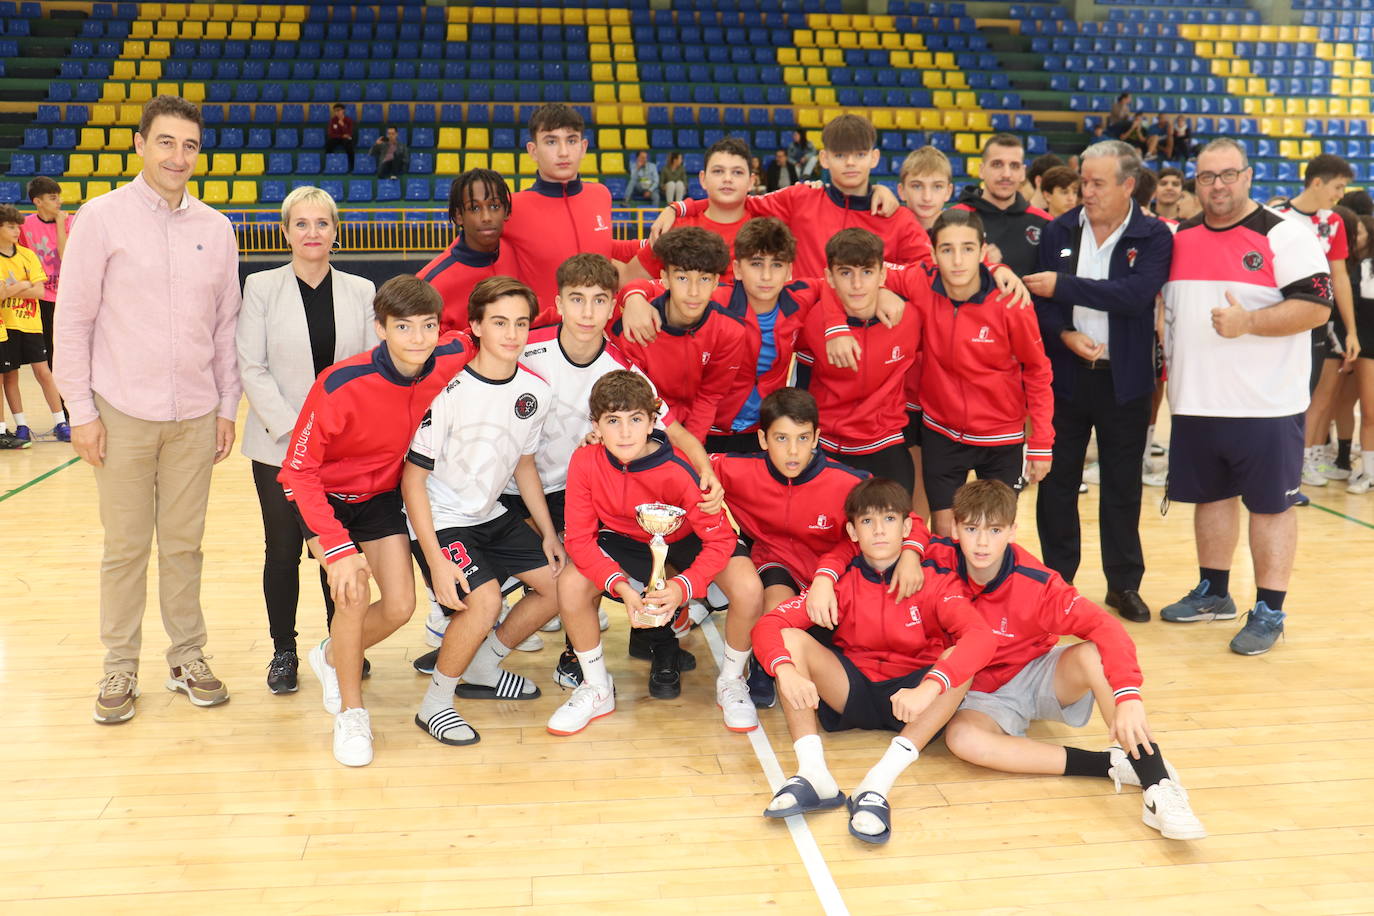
[280,185,340,230]
[898,146,952,183]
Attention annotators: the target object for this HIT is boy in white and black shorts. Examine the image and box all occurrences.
[401,276,565,747]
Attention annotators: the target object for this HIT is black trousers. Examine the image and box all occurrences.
[251,460,334,652]
[1035,364,1151,592]
[325,136,355,169]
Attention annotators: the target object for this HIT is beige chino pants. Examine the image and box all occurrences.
[93,393,217,674]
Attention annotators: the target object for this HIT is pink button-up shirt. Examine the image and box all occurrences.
[54,173,242,426]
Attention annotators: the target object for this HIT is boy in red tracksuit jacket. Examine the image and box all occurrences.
[906,209,1054,536]
[750,478,995,846]
[936,479,1206,841]
[608,226,749,442]
[279,276,473,768]
[501,104,642,310]
[550,370,766,737]
[794,228,919,489]
[418,169,545,334]
[662,113,931,279]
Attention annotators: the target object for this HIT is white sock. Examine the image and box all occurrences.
[12,412,25,428]
[769,734,837,811]
[461,630,512,687]
[52,411,66,426]
[1305,445,1316,461]
[855,736,919,799]
[0,422,7,434]
[720,644,749,681]
[420,671,459,718]
[574,643,610,690]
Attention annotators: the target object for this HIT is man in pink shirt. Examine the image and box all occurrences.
[54,95,243,725]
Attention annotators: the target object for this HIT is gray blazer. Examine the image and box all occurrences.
[236,263,376,466]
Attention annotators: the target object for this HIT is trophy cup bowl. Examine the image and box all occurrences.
[633,502,687,628]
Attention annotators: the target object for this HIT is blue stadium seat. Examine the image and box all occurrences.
[405,178,431,201]
[39,153,66,173]
[347,180,373,203]
[8,153,35,176]
[266,152,293,175]
[297,152,322,174]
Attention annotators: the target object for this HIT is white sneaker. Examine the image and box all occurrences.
[424,597,448,648]
[1078,482,1089,494]
[598,606,610,630]
[1082,462,1100,485]
[308,638,342,715]
[1348,471,1372,494]
[1142,778,1206,839]
[1107,746,1182,793]
[1142,468,1168,488]
[1318,459,1349,480]
[717,676,759,733]
[514,632,544,652]
[547,677,615,736]
[705,582,730,612]
[1302,456,1329,486]
[539,616,563,632]
[333,707,373,767]
[688,601,710,626]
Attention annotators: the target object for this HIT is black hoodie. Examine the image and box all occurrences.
[954,186,1052,277]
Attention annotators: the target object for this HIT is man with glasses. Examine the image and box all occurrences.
[1157,138,1334,656]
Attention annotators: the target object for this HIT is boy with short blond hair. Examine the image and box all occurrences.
[896,146,955,233]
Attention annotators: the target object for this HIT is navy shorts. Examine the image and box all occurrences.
[1167,413,1304,514]
[757,562,801,593]
[817,639,934,733]
[921,431,1023,512]
[823,442,913,496]
[411,509,549,607]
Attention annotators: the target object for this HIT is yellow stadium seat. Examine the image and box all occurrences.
[437,127,463,149]
[257,4,281,22]
[239,153,264,176]
[1224,77,1245,95]
[147,40,170,59]
[777,47,799,66]
[1282,118,1304,136]
[78,127,105,149]
[620,105,645,125]
[797,108,823,129]
[278,22,299,41]
[154,21,177,40]
[589,43,611,62]
[1355,60,1373,78]
[805,66,827,84]
[822,48,844,67]
[791,87,813,106]
[913,51,934,68]
[192,153,207,175]
[131,21,153,39]
[590,62,613,82]
[618,85,641,107]
[799,47,821,66]
[1300,139,1321,159]
[966,111,992,132]
[593,84,616,103]
[155,81,178,98]
[470,7,493,23]
[871,109,895,130]
[881,32,901,50]
[1278,139,1300,159]
[814,29,836,48]
[933,90,955,109]
[119,105,143,124]
[181,83,205,103]
[794,29,815,47]
[894,109,917,130]
[90,105,117,126]
[209,153,236,176]
[599,128,622,150]
[918,109,941,130]
[122,40,145,59]
[613,44,635,62]
[518,153,536,174]
[457,152,485,171]
[229,22,251,41]
[942,110,966,130]
[594,104,619,125]
[904,33,924,50]
[205,22,227,41]
[1261,98,1283,116]
[127,83,153,103]
[954,133,980,154]
[465,128,489,149]
[610,25,631,43]
[934,52,957,69]
[253,23,276,40]
[624,128,648,150]
[233,1,258,19]
[101,83,127,104]
[838,31,860,50]
[860,31,879,49]
[814,87,836,105]
[1351,98,1371,115]
[600,153,627,175]
[1219,25,1240,41]
[186,178,199,197]
[124,155,143,177]
[200,180,229,205]
[1355,78,1372,95]
[85,180,113,199]
[923,70,944,89]
[889,50,911,68]
[107,128,133,150]
[95,153,123,177]
[111,60,135,81]
[587,25,608,43]
[68,154,96,177]
[955,91,977,109]
[966,156,982,179]
[59,181,84,205]
[615,63,638,82]
[1329,99,1349,116]
[185,3,209,19]
[947,72,969,90]
[446,24,467,42]
[783,66,806,85]
[490,152,516,174]
[230,180,257,204]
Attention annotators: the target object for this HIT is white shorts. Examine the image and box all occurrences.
[959,644,1094,737]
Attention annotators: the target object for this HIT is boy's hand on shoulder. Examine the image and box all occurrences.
[804,578,839,628]
[825,335,861,372]
[621,293,661,346]
[890,550,924,599]
[775,664,819,711]
[870,183,900,217]
[996,267,1035,307]
[1109,698,1154,756]
[648,205,677,244]
[696,467,724,515]
[875,288,906,327]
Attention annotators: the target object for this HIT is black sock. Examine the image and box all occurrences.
[1256,587,1286,611]
[1199,567,1229,598]
[1337,438,1352,469]
[1127,743,1169,790]
[1063,746,1114,779]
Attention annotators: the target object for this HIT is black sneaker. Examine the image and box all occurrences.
[266,649,299,694]
[413,649,438,675]
[361,656,371,679]
[648,639,682,699]
[554,644,582,689]
[627,626,697,671]
[747,660,776,708]
[0,431,31,450]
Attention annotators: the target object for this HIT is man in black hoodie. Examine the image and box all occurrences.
[954,134,1051,276]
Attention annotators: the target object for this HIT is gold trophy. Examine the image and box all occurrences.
[633,502,687,627]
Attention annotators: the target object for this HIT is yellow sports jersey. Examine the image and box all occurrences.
[0,244,47,335]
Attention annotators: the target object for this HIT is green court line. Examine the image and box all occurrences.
[1307,500,1374,531]
[0,456,80,504]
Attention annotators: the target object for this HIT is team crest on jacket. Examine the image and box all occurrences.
[883,345,905,364]
[904,604,922,627]
[1242,250,1264,271]
[1025,225,1042,245]
[514,393,539,419]
[972,325,995,343]
[808,514,834,531]
[1126,246,1139,268]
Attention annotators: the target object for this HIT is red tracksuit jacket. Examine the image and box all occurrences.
[501,176,642,309]
[608,288,749,442]
[752,554,996,689]
[638,210,745,285]
[794,289,919,455]
[279,334,473,564]
[892,264,1055,458]
[676,184,934,279]
[418,234,557,334]
[563,430,733,601]
[923,538,1143,701]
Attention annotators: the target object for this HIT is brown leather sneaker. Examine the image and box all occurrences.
[93,671,139,724]
[166,658,230,707]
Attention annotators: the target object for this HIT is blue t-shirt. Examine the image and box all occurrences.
[732,305,779,432]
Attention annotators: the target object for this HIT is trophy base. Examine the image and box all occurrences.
[632,608,675,628]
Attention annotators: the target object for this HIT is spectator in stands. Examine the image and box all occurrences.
[326,103,356,171]
[1039,165,1080,219]
[1107,92,1133,138]
[1172,116,1197,162]
[1158,137,1334,656]
[625,150,661,207]
[54,95,241,724]
[1119,113,1150,157]
[749,156,767,196]
[1024,153,1064,212]
[1027,140,1173,626]
[765,148,799,192]
[661,151,687,204]
[955,134,1050,275]
[1143,115,1173,163]
[370,126,408,180]
[236,186,377,696]
[788,129,819,180]
[1153,167,1185,221]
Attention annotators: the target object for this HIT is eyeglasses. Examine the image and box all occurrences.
[1195,168,1248,186]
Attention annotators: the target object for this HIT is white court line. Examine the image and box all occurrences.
[698,615,850,916]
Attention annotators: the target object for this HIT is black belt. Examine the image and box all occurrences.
[1076,357,1111,369]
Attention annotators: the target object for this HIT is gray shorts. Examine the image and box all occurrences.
[959,645,1094,737]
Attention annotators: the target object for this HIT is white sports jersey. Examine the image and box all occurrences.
[1163,205,1333,418]
[407,363,550,530]
[506,325,671,495]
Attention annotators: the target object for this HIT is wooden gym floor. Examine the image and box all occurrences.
[3,374,1373,915]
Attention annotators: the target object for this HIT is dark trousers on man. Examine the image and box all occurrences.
[1035,362,1152,592]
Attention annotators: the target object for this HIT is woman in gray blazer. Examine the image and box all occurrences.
[236,186,376,694]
